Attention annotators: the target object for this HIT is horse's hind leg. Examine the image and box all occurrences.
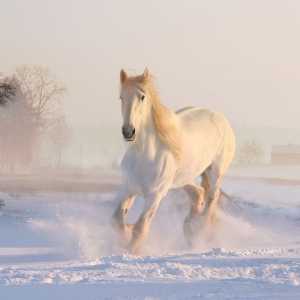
[203,125,235,228]
[183,184,205,246]
[202,165,223,229]
[112,194,136,245]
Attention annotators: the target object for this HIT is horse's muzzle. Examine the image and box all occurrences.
[122,125,136,141]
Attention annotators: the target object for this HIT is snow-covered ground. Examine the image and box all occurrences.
[0,174,300,299]
[229,164,300,180]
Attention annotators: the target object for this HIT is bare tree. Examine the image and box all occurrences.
[237,140,264,165]
[14,65,66,131]
[0,77,37,172]
[48,117,71,168]
[0,66,67,173]
[0,78,16,105]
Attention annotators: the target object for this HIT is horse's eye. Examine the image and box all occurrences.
[140,95,145,101]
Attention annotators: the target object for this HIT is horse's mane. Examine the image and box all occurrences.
[127,74,181,160]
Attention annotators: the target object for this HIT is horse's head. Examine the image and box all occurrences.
[119,68,151,142]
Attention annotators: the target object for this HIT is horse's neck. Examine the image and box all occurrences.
[133,101,180,160]
[134,113,161,158]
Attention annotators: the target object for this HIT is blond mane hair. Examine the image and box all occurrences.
[121,70,181,160]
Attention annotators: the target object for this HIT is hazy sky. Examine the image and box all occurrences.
[1,0,300,133]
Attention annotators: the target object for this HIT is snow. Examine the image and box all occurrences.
[229,164,300,180]
[0,174,300,299]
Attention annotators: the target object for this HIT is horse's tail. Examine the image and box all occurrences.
[219,189,242,213]
[220,189,233,201]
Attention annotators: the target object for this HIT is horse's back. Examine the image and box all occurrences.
[175,106,196,115]
[176,106,232,131]
[176,106,224,129]
[175,106,235,178]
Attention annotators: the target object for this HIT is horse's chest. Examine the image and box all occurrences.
[121,150,175,194]
[131,156,153,178]
[124,154,156,184]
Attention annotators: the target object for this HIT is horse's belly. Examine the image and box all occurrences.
[171,131,221,188]
[172,158,207,188]
[172,170,202,188]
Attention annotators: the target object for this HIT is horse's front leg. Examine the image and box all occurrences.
[128,192,163,254]
[112,192,136,246]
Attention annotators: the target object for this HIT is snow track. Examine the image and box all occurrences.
[0,177,300,299]
[1,251,300,286]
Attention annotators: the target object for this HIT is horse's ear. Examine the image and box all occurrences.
[120,69,127,84]
[142,67,150,80]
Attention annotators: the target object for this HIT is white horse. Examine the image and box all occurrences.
[112,68,235,253]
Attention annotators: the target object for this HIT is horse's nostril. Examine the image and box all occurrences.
[122,126,135,139]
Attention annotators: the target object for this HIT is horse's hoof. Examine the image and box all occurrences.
[123,224,134,242]
[112,223,134,249]
[127,242,142,255]
[183,221,198,248]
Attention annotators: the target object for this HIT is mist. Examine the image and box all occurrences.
[1,0,300,168]
[1,2,300,298]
